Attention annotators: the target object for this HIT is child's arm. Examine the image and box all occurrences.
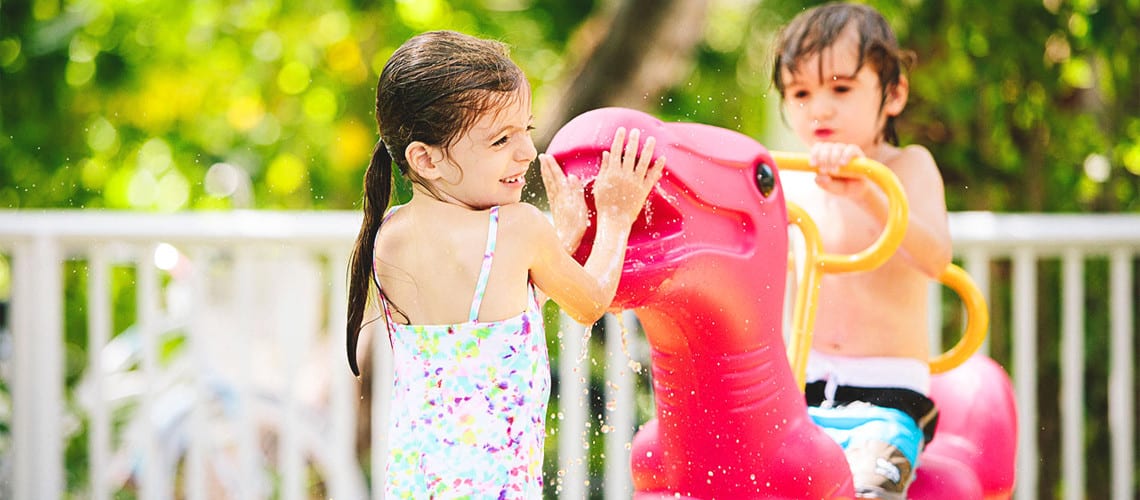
[533,153,587,306]
[528,128,665,324]
[812,143,952,278]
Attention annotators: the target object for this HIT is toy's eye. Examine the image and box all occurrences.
[754,161,776,198]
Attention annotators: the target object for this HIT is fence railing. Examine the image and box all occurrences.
[0,210,1135,500]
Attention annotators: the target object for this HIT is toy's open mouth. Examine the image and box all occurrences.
[547,108,786,307]
[570,171,684,270]
[565,157,779,310]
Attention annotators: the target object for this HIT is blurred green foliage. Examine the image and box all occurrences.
[0,0,597,210]
[3,0,1137,213]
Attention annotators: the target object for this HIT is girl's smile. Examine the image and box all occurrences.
[500,171,527,187]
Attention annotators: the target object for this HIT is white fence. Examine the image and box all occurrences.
[0,210,1136,500]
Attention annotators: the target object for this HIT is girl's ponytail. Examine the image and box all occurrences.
[346,141,394,376]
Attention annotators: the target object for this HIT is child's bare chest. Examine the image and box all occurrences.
[790,182,880,254]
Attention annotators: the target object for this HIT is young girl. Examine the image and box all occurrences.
[345,31,664,497]
[772,3,952,499]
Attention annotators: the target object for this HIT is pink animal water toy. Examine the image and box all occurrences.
[546,107,1017,499]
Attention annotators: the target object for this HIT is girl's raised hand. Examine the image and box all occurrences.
[592,127,666,227]
[539,153,588,253]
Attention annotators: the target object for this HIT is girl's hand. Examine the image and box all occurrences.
[810,142,871,198]
[539,153,588,254]
[592,127,666,227]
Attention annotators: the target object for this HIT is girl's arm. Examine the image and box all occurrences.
[533,151,588,306]
[529,128,665,324]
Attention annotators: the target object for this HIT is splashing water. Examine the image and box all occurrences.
[618,316,643,374]
[574,325,591,365]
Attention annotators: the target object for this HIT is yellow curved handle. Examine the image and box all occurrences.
[772,152,908,273]
[785,201,823,388]
[929,264,989,373]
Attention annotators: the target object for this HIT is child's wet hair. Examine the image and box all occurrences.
[375,31,527,181]
[771,3,915,145]
[346,31,526,375]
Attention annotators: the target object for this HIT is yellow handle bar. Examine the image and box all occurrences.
[774,152,988,386]
[784,200,825,388]
[771,152,908,273]
[929,264,989,373]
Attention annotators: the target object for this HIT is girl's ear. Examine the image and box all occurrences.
[405,141,442,180]
[884,74,909,117]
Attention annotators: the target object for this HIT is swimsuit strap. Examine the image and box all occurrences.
[467,206,500,322]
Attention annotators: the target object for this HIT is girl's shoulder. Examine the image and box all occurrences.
[494,202,561,261]
[496,202,552,234]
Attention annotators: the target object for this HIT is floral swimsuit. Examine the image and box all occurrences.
[380,206,551,499]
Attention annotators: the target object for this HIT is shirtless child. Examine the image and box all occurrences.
[771,3,953,498]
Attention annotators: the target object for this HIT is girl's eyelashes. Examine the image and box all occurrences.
[492,126,535,147]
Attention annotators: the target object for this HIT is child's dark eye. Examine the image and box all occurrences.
[793,90,809,99]
[834,86,851,93]
[492,136,509,147]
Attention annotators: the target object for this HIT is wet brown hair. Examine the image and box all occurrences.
[771,2,915,145]
[346,30,527,375]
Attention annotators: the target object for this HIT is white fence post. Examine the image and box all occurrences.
[11,236,64,500]
[1060,249,1085,500]
[232,246,263,500]
[603,311,638,500]
[1012,248,1038,500]
[136,243,167,497]
[325,249,367,500]
[1109,248,1135,500]
[86,247,112,500]
[557,315,589,499]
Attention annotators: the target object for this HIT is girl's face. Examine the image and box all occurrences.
[780,25,904,153]
[431,87,537,210]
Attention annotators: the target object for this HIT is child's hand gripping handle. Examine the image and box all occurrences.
[772,152,908,389]
[773,151,909,272]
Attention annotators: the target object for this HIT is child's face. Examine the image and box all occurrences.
[779,26,899,151]
[434,87,537,209]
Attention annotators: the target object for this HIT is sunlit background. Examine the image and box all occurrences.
[2,0,1139,499]
[4,0,1137,213]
